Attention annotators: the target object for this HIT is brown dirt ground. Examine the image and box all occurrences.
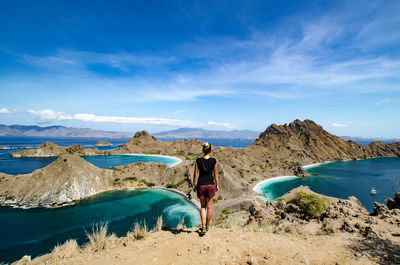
[29,227,375,265]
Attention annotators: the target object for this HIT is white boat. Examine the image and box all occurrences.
[371,188,377,195]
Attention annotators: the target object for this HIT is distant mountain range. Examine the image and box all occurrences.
[152,128,260,139]
[0,124,134,138]
[0,125,260,139]
[1,124,398,142]
[340,136,400,144]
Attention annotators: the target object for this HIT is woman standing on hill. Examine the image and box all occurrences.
[193,142,219,235]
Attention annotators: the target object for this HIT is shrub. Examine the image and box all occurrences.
[288,192,328,219]
[125,176,137,181]
[213,198,219,203]
[251,178,258,182]
[52,239,79,261]
[86,222,108,252]
[132,221,148,240]
[140,179,155,187]
[220,209,232,216]
[166,183,175,189]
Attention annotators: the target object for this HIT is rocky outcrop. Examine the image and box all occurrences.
[293,166,310,177]
[0,155,114,207]
[95,141,112,147]
[11,142,103,157]
[386,191,400,210]
[249,119,400,163]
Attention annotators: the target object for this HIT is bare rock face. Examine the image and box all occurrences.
[0,155,113,207]
[293,166,310,177]
[386,191,400,210]
[134,130,156,140]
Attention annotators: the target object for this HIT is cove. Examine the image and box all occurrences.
[82,154,181,168]
[0,188,200,263]
[254,158,400,212]
[0,154,181,175]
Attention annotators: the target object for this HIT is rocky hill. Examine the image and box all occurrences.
[11,142,103,157]
[249,119,400,163]
[0,155,114,207]
[4,120,400,210]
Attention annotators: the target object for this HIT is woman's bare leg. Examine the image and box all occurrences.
[206,197,213,228]
[200,198,207,228]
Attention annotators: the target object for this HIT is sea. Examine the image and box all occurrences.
[0,136,399,262]
[255,158,400,212]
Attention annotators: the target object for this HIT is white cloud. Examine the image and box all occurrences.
[0,108,12,114]
[332,123,347,127]
[27,109,235,129]
[27,109,73,124]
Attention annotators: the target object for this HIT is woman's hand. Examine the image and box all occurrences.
[215,185,219,192]
[193,185,197,192]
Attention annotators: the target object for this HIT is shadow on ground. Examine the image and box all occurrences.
[350,235,400,265]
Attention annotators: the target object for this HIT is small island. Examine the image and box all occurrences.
[95,141,113,147]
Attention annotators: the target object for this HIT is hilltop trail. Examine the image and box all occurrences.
[29,227,373,265]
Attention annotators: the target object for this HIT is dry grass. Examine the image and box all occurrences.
[104,233,120,250]
[132,221,148,240]
[155,216,163,232]
[12,255,31,265]
[51,239,80,261]
[176,216,186,230]
[86,222,109,252]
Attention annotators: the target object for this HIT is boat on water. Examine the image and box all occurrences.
[371,188,377,195]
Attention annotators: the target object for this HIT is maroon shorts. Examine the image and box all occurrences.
[197,184,216,199]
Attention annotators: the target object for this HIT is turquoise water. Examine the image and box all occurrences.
[0,189,200,263]
[83,154,181,168]
[256,158,400,212]
[0,153,180,175]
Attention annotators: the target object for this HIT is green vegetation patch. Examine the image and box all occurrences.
[288,192,328,219]
[220,209,232,216]
[140,179,155,187]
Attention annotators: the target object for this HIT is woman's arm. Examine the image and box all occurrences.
[214,162,219,191]
[192,162,198,191]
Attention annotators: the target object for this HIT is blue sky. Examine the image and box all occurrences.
[0,0,399,137]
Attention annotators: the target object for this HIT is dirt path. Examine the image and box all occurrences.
[29,227,375,265]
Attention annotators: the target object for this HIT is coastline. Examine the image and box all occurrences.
[302,161,334,169]
[106,153,182,167]
[152,186,201,210]
[252,176,299,201]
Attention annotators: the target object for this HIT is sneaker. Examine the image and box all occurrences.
[199,227,206,235]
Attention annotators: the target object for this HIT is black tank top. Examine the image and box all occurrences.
[196,157,217,186]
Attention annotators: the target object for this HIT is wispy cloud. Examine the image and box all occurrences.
[5,1,400,104]
[26,109,236,129]
[0,108,13,114]
[377,98,394,104]
[332,123,347,127]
